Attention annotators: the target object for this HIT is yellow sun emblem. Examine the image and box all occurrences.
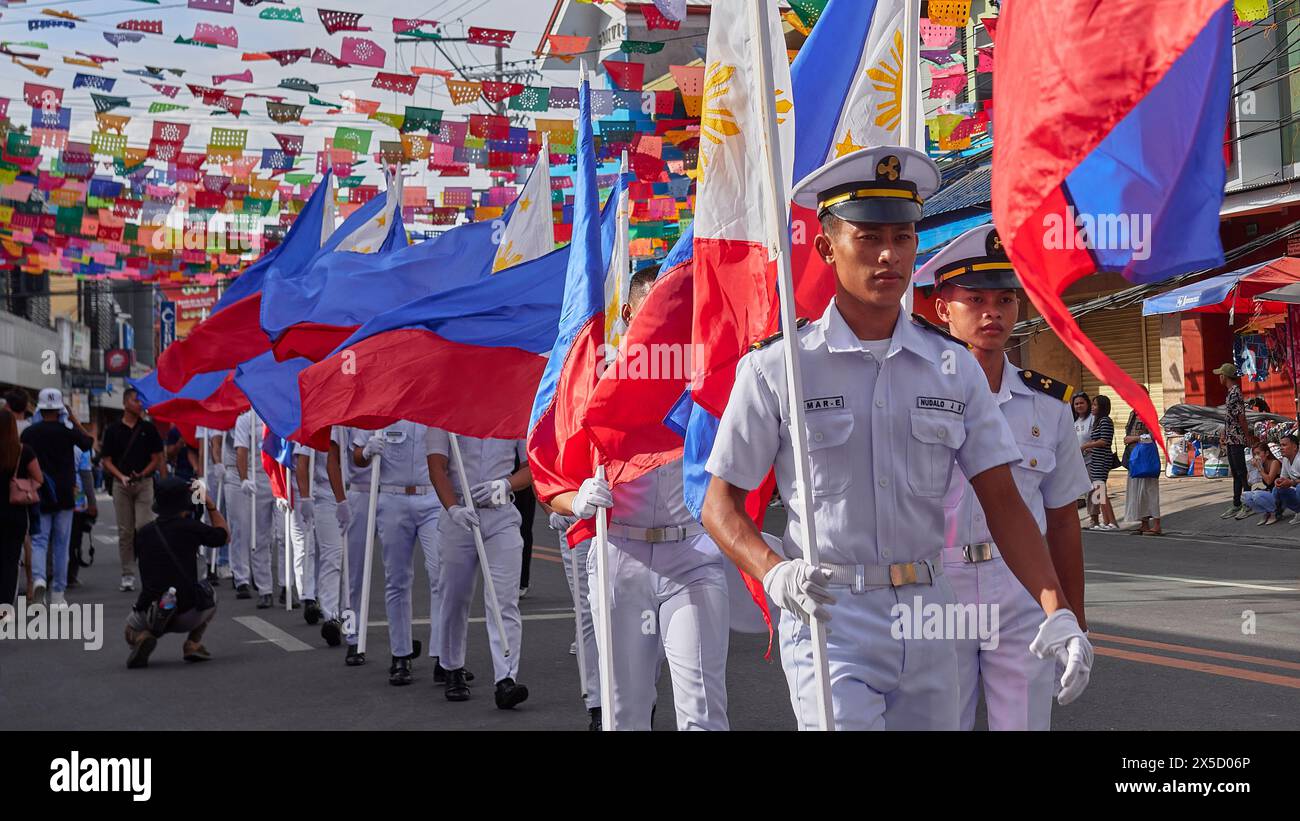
[774,88,792,126]
[699,62,741,171]
[493,241,522,273]
[866,30,905,134]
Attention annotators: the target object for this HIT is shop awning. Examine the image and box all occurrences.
[1253,282,1300,305]
[1141,256,1300,315]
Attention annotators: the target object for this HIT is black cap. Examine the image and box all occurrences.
[153,476,195,517]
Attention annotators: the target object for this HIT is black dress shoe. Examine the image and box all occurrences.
[345,644,366,666]
[235,584,251,600]
[321,619,342,647]
[445,668,470,701]
[389,656,413,686]
[494,677,529,710]
[303,599,321,625]
[432,657,474,684]
[279,587,300,609]
[256,593,272,609]
[588,707,602,731]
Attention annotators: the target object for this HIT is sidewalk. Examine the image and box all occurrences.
[1089,473,1300,548]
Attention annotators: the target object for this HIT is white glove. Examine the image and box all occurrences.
[362,436,385,459]
[549,512,577,531]
[470,479,511,507]
[296,497,315,525]
[275,497,290,514]
[571,476,613,520]
[1029,610,1094,706]
[448,505,480,532]
[762,559,836,625]
[335,501,352,529]
[241,478,255,496]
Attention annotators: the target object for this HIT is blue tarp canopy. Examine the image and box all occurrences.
[1141,257,1299,316]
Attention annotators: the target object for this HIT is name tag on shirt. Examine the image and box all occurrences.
[917,396,966,415]
[804,396,845,411]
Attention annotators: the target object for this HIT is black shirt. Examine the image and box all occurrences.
[134,514,228,612]
[101,418,164,477]
[20,421,93,512]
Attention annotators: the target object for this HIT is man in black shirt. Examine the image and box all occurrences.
[100,387,165,593]
[125,477,227,669]
[20,388,94,606]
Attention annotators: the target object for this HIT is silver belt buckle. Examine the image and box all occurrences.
[962,543,994,563]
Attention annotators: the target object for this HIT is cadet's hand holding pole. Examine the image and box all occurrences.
[357,454,381,657]
[448,432,510,658]
[751,0,835,731]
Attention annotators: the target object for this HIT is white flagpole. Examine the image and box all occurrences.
[201,435,217,573]
[284,461,293,611]
[357,455,381,656]
[592,464,615,730]
[249,418,259,594]
[752,0,835,732]
[447,432,510,657]
[900,0,921,314]
[564,537,590,702]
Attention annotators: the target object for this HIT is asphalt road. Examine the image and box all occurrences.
[2,492,1297,730]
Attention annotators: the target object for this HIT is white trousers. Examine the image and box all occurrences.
[589,533,730,731]
[342,489,371,644]
[778,574,960,731]
[944,553,1054,731]
[291,494,344,620]
[225,477,277,594]
[437,505,523,683]
[562,538,600,709]
[375,492,441,659]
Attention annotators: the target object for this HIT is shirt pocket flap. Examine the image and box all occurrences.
[909,409,967,449]
[805,411,854,451]
[1018,441,1057,474]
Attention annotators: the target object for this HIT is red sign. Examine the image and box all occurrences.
[105,348,132,376]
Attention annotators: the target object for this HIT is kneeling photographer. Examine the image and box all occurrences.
[124,476,228,669]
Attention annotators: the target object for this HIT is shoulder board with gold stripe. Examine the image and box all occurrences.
[751,317,810,351]
[1019,368,1074,403]
[910,313,968,348]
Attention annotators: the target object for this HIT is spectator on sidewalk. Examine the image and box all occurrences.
[124,477,227,669]
[1270,436,1300,524]
[20,389,94,606]
[65,445,97,589]
[0,408,41,609]
[1082,394,1119,530]
[100,388,165,593]
[1241,443,1284,525]
[1073,391,1093,511]
[1123,409,1163,535]
[1215,363,1253,519]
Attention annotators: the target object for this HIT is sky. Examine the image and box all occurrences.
[0,0,583,201]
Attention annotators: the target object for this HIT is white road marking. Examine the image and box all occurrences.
[1086,569,1298,593]
[233,616,315,651]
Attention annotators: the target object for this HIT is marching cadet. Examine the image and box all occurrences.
[197,425,232,581]
[918,224,1092,730]
[549,267,730,731]
[352,421,442,685]
[340,425,371,665]
[700,147,1094,730]
[291,426,350,646]
[549,509,602,730]
[232,409,276,609]
[428,432,530,709]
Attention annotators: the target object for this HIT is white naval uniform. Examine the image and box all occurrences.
[428,431,524,684]
[291,427,348,621]
[341,426,375,646]
[559,528,600,710]
[942,357,1091,731]
[593,458,729,731]
[197,425,230,567]
[707,301,1022,730]
[230,410,279,594]
[354,422,442,659]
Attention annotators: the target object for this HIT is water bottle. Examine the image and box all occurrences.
[161,586,177,612]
